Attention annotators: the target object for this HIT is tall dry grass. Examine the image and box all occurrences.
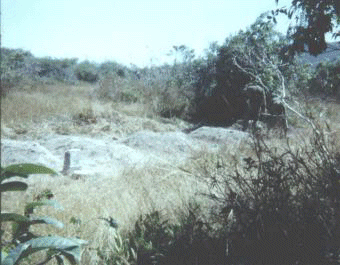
[1,82,189,139]
[1,83,93,125]
[2,80,340,264]
[1,159,210,264]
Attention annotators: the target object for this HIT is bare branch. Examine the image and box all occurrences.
[232,57,270,93]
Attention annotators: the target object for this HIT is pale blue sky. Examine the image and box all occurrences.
[2,0,292,67]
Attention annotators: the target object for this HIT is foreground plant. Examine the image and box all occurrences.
[1,163,88,265]
[201,123,340,264]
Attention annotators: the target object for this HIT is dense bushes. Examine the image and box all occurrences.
[0,48,79,94]
[206,126,340,264]
[308,61,340,99]
[0,48,130,95]
[74,60,99,83]
[35,57,78,83]
[1,48,37,96]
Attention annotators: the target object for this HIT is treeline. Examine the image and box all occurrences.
[1,15,339,119]
[0,48,133,89]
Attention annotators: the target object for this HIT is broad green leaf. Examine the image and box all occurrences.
[4,236,88,265]
[2,243,31,265]
[0,168,28,181]
[1,213,29,223]
[25,200,64,215]
[1,164,57,182]
[1,250,9,263]
[0,181,28,192]
[30,216,64,229]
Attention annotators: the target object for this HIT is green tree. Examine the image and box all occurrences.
[273,0,340,55]
[215,15,291,95]
[167,45,195,66]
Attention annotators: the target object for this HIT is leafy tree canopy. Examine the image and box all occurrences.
[273,0,340,55]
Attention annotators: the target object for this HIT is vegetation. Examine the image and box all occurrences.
[109,123,340,264]
[1,163,87,264]
[273,0,340,55]
[1,4,340,264]
[308,60,340,97]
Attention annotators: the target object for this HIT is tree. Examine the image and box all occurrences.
[273,0,340,55]
[190,16,294,125]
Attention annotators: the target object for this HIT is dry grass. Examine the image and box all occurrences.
[286,96,340,131]
[1,160,209,264]
[1,83,189,139]
[1,83,93,125]
[2,82,340,264]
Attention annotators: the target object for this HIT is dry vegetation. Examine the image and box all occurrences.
[2,80,340,264]
[2,32,340,263]
[0,81,208,264]
[1,81,189,140]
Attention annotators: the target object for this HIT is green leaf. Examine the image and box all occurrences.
[3,236,88,265]
[30,216,64,229]
[2,243,31,265]
[1,213,30,223]
[1,250,9,263]
[0,168,28,180]
[25,200,64,215]
[0,181,28,192]
[1,164,57,182]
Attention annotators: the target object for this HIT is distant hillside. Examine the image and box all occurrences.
[298,42,340,67]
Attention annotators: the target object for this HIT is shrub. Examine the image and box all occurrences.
[1,163,87,264]
[135,64,196,119]
[199,123,340,264]
[35,57,78,83]
[123,204,226,265]
[308,61,340,99]
[72,107,97,125]
[98,61,128,79]
[0,48,36,95]
[187,15,299,125]
[93,73,142,103]
[1,48,80,92]
[74,60,98,83]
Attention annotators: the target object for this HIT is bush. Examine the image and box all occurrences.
[0,48,79,95]
[308,61,340,99]
[0,48,36,95]
[199,123,340,264]
[35,57,78,83]
[134,63,196,119]
[126,205,226,265]
[98,61,128,79]
[74,60,99,83]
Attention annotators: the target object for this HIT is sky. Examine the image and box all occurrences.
[2,0,293,67]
